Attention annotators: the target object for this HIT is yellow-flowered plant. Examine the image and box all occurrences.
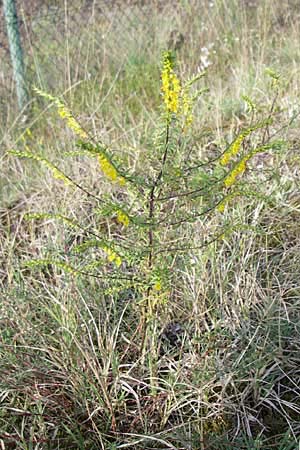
[217,191,240,213]
[98,154,125,186]
[221,133,246,166]
[223,158,248,187]
[153,280,161,291]
[161,52,205,130]
[223,143,277,189]
[34,88,88,139]
[8,148,74,187]
[9,54,282,364]
[161,51,181,114]
[102,246,122,268]
[116,210,130,227]
[220,119,272,166]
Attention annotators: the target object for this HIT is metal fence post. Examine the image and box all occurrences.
[3,0,28,111]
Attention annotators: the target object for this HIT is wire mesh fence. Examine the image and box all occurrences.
[0,0,191,126]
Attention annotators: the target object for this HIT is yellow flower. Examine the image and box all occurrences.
[98,154,125,186]
[217,201,226,213]
[221,133,245,166]
[103,246,122,268]
[98,154,117,181]
[117,210,130,227]
[33,88,87,139]
[160,53,199,128]
[57,105,88,139]
[154,280,161,291]
[220,120,272,166]
[51,167,73,186]
[161,52,181,114]
[223,150,256,188]
[10,148,74,187]
[118,176,126,186]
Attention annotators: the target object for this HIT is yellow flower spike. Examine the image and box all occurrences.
[154,280,162,291]
[8,149,75,188]
[98,154,117,181]
[103,246,122,268]
[57,104,88,139]
[161,52,181,114]
[223,154,253,188]
[217,201,226,213]
[51,167,73,186]
[220,120,272,166]
[33,87,88,139]
[117,210,130,227]
[118,176,126,186]
[115,256,122,268]
[221,134,245,166]
[97,154,125,186]
[107,252,115,263]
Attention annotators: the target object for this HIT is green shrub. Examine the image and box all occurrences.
[9,53,284,363]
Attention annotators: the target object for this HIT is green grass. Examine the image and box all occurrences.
[1,0,300,448]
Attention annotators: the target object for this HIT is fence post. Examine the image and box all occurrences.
[3,0,28,111]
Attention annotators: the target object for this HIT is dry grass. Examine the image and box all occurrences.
[1,0,300,449]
